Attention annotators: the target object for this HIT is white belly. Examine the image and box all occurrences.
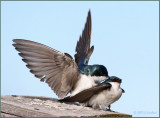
[88,82,123,110]
[71,74,106,96]
[71,74,96,96]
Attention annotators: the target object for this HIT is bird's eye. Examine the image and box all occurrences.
[99,71,103,75]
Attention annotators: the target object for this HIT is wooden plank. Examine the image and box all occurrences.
[1,112,18,117]
[1,95,132,117]
[1,102,54,117]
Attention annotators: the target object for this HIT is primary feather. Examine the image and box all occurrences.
[13,39,79,98]
[75,10,94,66]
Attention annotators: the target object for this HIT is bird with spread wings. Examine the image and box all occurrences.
[13,10,109,99]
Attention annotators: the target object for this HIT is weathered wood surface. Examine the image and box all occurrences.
[1,95,132,117]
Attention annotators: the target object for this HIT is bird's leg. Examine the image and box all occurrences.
[108,105,111,111]
[106,105,115,112]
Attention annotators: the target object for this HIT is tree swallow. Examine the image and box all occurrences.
[59,76,125,111]
[12,10,108,99]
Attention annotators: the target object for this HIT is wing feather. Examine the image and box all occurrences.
[13,39,79,98]
[74,10,94,65]
[59,83,111,103]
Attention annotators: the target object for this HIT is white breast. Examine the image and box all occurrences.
[71,74,106,96]
[88,82,123,110]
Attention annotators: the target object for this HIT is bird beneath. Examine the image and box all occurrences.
[12,10,109,99]
[59,76,125,111]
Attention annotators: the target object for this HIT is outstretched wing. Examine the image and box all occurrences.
[13,39,79,98]
[59,83,111,103]
[74,10,94,66]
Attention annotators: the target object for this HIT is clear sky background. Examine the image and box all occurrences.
[1,1,159,117]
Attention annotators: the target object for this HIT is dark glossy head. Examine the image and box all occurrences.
[105,76,122,84]
[90,65,108,77]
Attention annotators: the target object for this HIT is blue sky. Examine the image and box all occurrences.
[1,1,159,117]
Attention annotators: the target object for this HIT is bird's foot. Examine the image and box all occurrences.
[105,105,115,112]
[106,108,115,112]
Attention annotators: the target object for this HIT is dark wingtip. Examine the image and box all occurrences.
[58,96,71,102]
[88,9,91,15]
[12,44,16,47]
[22,59,27,63]
[91,45,94,51]
[58,98,66,103]
[13,39,20,42]
[12,39,26,43]
[12,39,18,42]
[58,99,64,102]
[88,10,91,20]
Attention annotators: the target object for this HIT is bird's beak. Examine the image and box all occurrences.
[116,79,122,84]
[122,88,125,93]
